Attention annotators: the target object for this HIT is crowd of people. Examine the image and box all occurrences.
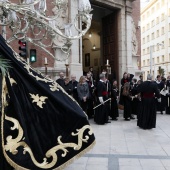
[56,67,170,130]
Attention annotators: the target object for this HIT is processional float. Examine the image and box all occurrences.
[0,0,95,170]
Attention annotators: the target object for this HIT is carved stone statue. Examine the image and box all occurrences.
[52,0,69,48]
[131,20,138,56]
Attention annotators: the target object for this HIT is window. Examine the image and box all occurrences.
[161,27,164,35]
[147,59,149,65]
[161,41,164,49]
[161,13,165,21]
[156,3,160,10]
[162,55,164,62]
[157,57,159,63]
[157,30,159,37]
[152,58,155,64]
[156,17,159,24]
[143,38,145,44]
[142,15,145,21]
[151,32,155,40]
[143,60,145,66]
[147,11,150,18]
[147,35,150,42]
[147,23,150,30]
[151,7,155,13]
[157,45,160,51]
[142,26,145,33]
[162,0,165,6]
[151,20,155,27]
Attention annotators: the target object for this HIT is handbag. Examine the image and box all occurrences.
[118,104,124,110]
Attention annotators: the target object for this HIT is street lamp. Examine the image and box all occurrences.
[65,59,69,77]
[0,0,92,61]
[44,57,48,75]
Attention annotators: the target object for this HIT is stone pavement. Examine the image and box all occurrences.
[65,112,170,170]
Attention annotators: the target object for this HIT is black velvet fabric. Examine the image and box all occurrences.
[0,35,95,170]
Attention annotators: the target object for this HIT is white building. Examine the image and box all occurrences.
[141,0,170,80]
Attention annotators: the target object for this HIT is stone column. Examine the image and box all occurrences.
[118,7,126,80]
[69,1,83,80]
[125,0,133,73]
[53,0,83,81]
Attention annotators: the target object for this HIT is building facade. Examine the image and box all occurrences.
[141,0,170,80]
[3,0,141,83]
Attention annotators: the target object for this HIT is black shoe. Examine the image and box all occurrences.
[125,118,130,121]
[105,121,111,123]
[112,118,118,121]
[130,116,135,119]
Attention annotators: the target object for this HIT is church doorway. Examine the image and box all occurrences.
[82,3,119,81]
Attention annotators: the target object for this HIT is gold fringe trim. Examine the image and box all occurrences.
[53,140,96,170]
[1,76,29,170]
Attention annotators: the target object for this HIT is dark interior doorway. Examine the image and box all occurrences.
[82,2,119,81]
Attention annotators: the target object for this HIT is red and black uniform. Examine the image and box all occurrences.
[94,80,109,124]
[136,81,160,129]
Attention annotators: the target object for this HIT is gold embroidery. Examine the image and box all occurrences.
[4,115,93,169]
[49,83,59,92]
[9,78,17,86]
[29,94,48,109]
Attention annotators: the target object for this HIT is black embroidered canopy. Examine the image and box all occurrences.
[0,35,95,170]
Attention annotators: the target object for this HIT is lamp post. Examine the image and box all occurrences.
[150,45,153,75]
[44,57,48,75]
[105,59,111,93]
[65,59,69,77]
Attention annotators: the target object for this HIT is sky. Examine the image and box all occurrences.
[140,0,150,8]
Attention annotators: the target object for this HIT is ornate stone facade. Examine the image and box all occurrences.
[3,0,141,81]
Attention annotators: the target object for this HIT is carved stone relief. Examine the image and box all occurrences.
[131,20,138,56]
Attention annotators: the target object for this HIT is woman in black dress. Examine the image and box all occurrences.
[110,80,119,120]
[122,82,132,121]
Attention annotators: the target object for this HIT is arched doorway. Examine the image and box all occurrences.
[82,3,119,81]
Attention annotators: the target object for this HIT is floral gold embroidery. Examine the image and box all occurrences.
[49,83,59,92]
[4,115,93,169]
[29,94,48,109]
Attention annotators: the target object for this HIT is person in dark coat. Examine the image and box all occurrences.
[139,74,143,83]
[119,72,129,106]
[136,74,161,129]
[94,73,110,124]
[159,77,167,114]
[86,73,95,119]
[122,82,132,121]
[77,76,89,113]
[156,75,165,114]
[63,77,73,95]
[69,74,78,102]
[131,78,138,117]
[165,75,170,114]
[110,80,119,120]
[56,72,65,87]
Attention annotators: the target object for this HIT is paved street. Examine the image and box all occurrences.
[65,112,170,170]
